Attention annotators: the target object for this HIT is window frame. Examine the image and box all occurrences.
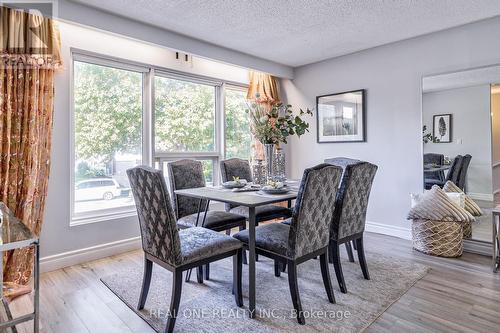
[70,51,150,225]
[223,84,251,160]
[69,49,249,226]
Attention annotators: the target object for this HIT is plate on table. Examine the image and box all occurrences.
[222,180,247,189]
[260,187,290,195]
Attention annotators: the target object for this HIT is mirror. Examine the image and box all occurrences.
[422,65,500,250]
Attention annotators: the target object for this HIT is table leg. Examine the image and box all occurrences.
[248,207,256,318]
[494,214,499,273]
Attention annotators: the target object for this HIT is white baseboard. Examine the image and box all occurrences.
[463,239,492,256]
[468,192,494,201]
[40,236,141,273]
[365,221,412,240]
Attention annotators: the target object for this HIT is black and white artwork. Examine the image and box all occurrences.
[316,90,366,143]
[433,114,452,143]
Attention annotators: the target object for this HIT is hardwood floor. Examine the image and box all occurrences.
[5,232,500,333]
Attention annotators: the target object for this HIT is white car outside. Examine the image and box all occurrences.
[75,178,122,201]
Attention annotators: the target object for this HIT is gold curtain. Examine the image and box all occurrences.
[247,71,281,160]
[0,5,62,292]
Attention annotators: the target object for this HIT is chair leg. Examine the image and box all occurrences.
[225,229,231,235]
[352,240,357,251]
[165,270,183,333]
[204,264,210,280]
[356,236,370,280]
[255,222,259,262]
[233,249,243,307]
[196,266,203,284]
[287,260,305,325]
[330,242,347,293]
[345,242,355,263]
[281,261,287,272]
[319,250,335,304]
[137,257,152,310]
[274,260,281,277]
[239,226,248,265]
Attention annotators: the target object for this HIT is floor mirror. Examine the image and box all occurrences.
[422,65,500,257]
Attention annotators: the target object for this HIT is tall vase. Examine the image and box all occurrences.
[263,143,275,182]
[274,147,286,182]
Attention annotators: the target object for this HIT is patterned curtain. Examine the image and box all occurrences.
[246,71,281,160]
[0,5,62,294]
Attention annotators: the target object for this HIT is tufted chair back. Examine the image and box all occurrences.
[220,158,253,210]
[287,164,342,259]
[167,159,207,219]
[325,158,378,241]
[446,155,463,185]
[127,166,182,267]
[456,154,471,191]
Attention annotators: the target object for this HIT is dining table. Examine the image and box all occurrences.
[174,181,300,318]
[423,163,451,173]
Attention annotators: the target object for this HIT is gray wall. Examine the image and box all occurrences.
[282,16,500,233]
[423,85,492,197]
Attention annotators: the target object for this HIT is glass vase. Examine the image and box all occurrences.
[273,148,286,182]
[251,159,266,185]
[263,143,275,182]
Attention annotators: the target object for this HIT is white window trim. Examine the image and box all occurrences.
[69,49,248,226]
[70,52,150,226]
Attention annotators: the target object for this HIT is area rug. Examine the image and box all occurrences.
[101,253,428,333]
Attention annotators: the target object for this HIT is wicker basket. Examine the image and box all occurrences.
[411,219,463,257]
[463,220,472,239]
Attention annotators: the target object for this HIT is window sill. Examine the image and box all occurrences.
[70,209,137,227]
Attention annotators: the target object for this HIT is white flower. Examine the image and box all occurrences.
[259,116,269,123]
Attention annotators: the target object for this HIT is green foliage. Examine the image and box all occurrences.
[247,96,313,145]
[75,161,106,181]
[225,89,252,159]
[74,62,142,163]
[422,125,440,144]
[155,77,215,152]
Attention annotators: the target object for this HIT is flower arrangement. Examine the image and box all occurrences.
[247,94,313,145]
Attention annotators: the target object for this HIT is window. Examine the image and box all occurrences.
[154,74,221,184]
[72,58,144,221]
[71,52,250,224]
[225,87,252,159]
[155,76,216,152]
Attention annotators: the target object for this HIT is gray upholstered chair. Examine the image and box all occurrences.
[324,158,377,294]
[220,158,292,222]
[233,163,343,325]
[424,153,445,182]
[127,166,243,333]
[457,154,471,191]
[168,159,246,281]
[425,155,463,190]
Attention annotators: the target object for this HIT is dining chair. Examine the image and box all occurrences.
[456,154,471,192]
[324,158,377,294]
[425,155,463,189]
[168,159,246,281]
[127,166,243,333]
[220,158,292,222]
[233,163,343,325]
[324,157,361,262]
[423,153,445,182]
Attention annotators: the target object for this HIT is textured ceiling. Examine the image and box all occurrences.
[70,0,500,67]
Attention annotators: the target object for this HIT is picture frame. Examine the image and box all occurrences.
[432,114,452,143]
[316,89,366,143]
